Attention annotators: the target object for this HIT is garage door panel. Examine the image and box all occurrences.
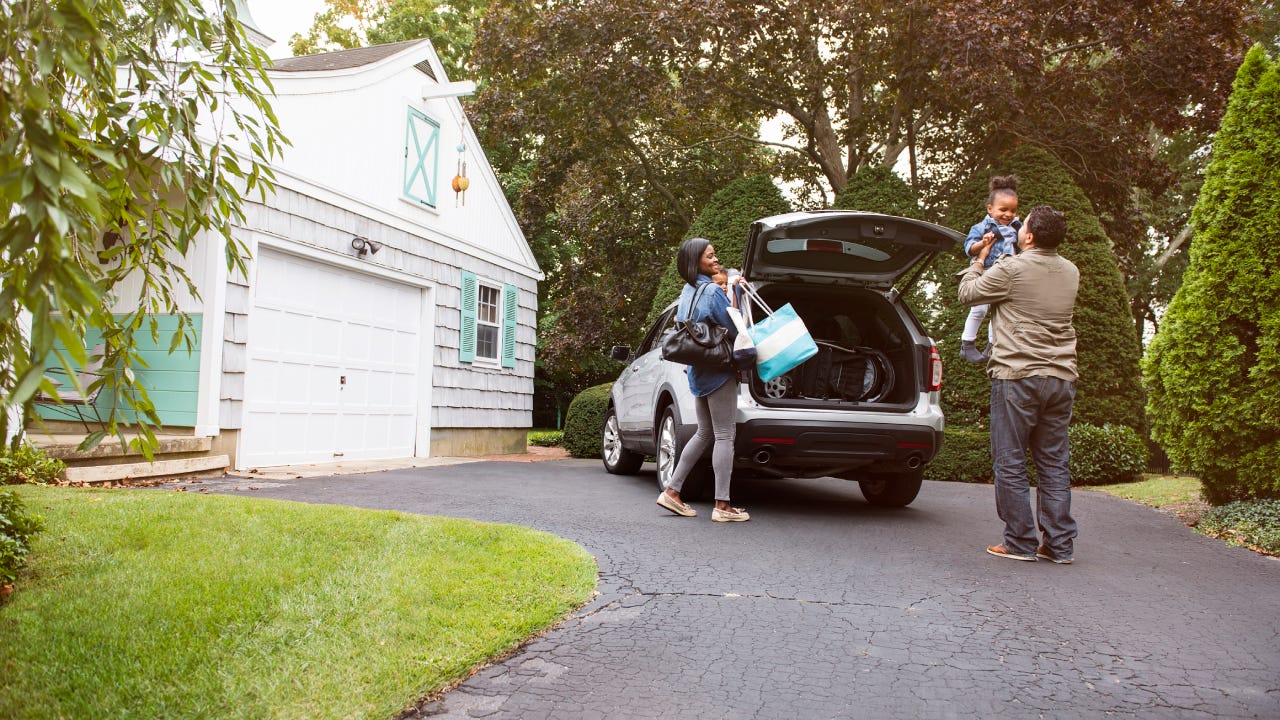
[241,249,424,468]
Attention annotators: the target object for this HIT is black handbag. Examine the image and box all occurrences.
[660,283,734,369]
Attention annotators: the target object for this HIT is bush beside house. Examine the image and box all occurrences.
[1144,45,1280,504]
[0,490,44,594]
[563,383,614,458]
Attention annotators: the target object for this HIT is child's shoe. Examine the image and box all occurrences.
[960,340,986,363]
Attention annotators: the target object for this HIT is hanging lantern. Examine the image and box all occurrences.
[451,143,469,207]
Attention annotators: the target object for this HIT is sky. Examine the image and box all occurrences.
[245,0,329,58]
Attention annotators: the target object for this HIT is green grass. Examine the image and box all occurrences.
[0,486,596,720]
[1090,473,1203,507]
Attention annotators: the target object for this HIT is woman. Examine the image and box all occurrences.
[656,237,750,522]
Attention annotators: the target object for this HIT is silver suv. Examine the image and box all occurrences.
[601,211,962,506]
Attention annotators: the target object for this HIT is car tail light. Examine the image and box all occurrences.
[927,345,942,392]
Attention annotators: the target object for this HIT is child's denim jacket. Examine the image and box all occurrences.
[964,215,1022,269]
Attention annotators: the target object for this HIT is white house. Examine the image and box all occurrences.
[39,30,542,471]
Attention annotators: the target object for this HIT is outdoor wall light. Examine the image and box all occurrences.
[351,236,382,256]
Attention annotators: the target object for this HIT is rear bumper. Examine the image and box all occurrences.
[734,418,941,472]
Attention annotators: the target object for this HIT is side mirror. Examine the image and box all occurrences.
[608,345,633,362]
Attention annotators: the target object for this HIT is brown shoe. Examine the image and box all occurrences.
[986,544,1037,561]
[1036,546,1074,564]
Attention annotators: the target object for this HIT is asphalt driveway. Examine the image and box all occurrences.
[209,459,1280,719]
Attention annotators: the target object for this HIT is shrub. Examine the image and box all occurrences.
[562,383,614,459]
[1,489,45,589]
[1068,423,1149,485]
[935,145,1146,433]
[1144,46,1280,504]
[832,165,925,219]
[923,423,1148,486]
[0,443,65,485]
[527,430,564,447]
[924,429,992,483]
[645,175,791,329]
[1198,499,1280,555]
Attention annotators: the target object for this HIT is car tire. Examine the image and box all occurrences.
[601,406,644,475]
[655,404,709,499]
[858,468,924,507]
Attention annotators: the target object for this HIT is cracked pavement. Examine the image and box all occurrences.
[206,459,1280,719]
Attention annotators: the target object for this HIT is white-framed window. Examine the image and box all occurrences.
[475,283,501,362]
[459,270,517,368]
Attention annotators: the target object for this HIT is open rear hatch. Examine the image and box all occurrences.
[742,211,963,290]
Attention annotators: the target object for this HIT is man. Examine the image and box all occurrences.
[957,205,1079,564]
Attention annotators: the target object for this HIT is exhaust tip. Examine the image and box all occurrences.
[754,447,774,465]
[906,455,923,469]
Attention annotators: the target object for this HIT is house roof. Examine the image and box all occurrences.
[270,40,427,73]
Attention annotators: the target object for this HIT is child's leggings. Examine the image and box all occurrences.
[962,304,991,342]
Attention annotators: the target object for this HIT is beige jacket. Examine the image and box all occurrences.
[957,248,1080,381]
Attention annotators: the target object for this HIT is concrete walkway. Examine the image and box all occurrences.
[203,459,1280,719]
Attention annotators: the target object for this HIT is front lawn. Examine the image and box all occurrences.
[0,486,596,720]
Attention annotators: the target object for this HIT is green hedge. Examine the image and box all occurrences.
[527,430,564,448]
[563,383,614,459]
[924,423,1148,485]
[1,489,45,589]
[924,429,992,483]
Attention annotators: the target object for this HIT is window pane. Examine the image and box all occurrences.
[478,286,499,324]
[477,325,498,359]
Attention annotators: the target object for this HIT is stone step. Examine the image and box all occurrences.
[61,454,230,485]
[33,433,212,462]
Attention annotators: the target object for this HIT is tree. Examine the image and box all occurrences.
[832,165,924,219]
[0,1,285,449]
[290,0,485,80]
[1144,46,1280,503]
[935,146,1145,432]
[644,175,792,329]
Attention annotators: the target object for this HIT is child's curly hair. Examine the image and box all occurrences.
[988,175,1019,204]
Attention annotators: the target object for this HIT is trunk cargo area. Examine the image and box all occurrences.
[744,284,922,411]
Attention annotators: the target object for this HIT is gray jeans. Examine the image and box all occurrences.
[667,378,737,502]
[989,377,1077,557]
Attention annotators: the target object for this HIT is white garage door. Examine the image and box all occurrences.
[240,249,424,468]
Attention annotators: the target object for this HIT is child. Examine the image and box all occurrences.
[960,175,1022,363]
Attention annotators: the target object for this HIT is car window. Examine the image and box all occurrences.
[637,306,679,355]
[762,237,914,275]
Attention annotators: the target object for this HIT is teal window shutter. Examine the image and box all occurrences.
[403,108,440,207]
[459,271,477,363]
[501,284,518,369]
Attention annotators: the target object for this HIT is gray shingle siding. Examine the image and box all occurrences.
[223,188,536,433]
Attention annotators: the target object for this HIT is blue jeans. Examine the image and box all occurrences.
[989,377,1077,558]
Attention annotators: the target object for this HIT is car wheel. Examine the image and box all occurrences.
[601,406,644,475]
[655,405,680,491]
[656,404,710,499]
[858,468,924,507]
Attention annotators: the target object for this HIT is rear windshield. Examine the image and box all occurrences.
[762,237,921,276]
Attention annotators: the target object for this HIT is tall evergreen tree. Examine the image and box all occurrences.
[1144,46,1280,503]
[832,166,924,219]
[936,146,1145,431]
[645,176,791,328]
